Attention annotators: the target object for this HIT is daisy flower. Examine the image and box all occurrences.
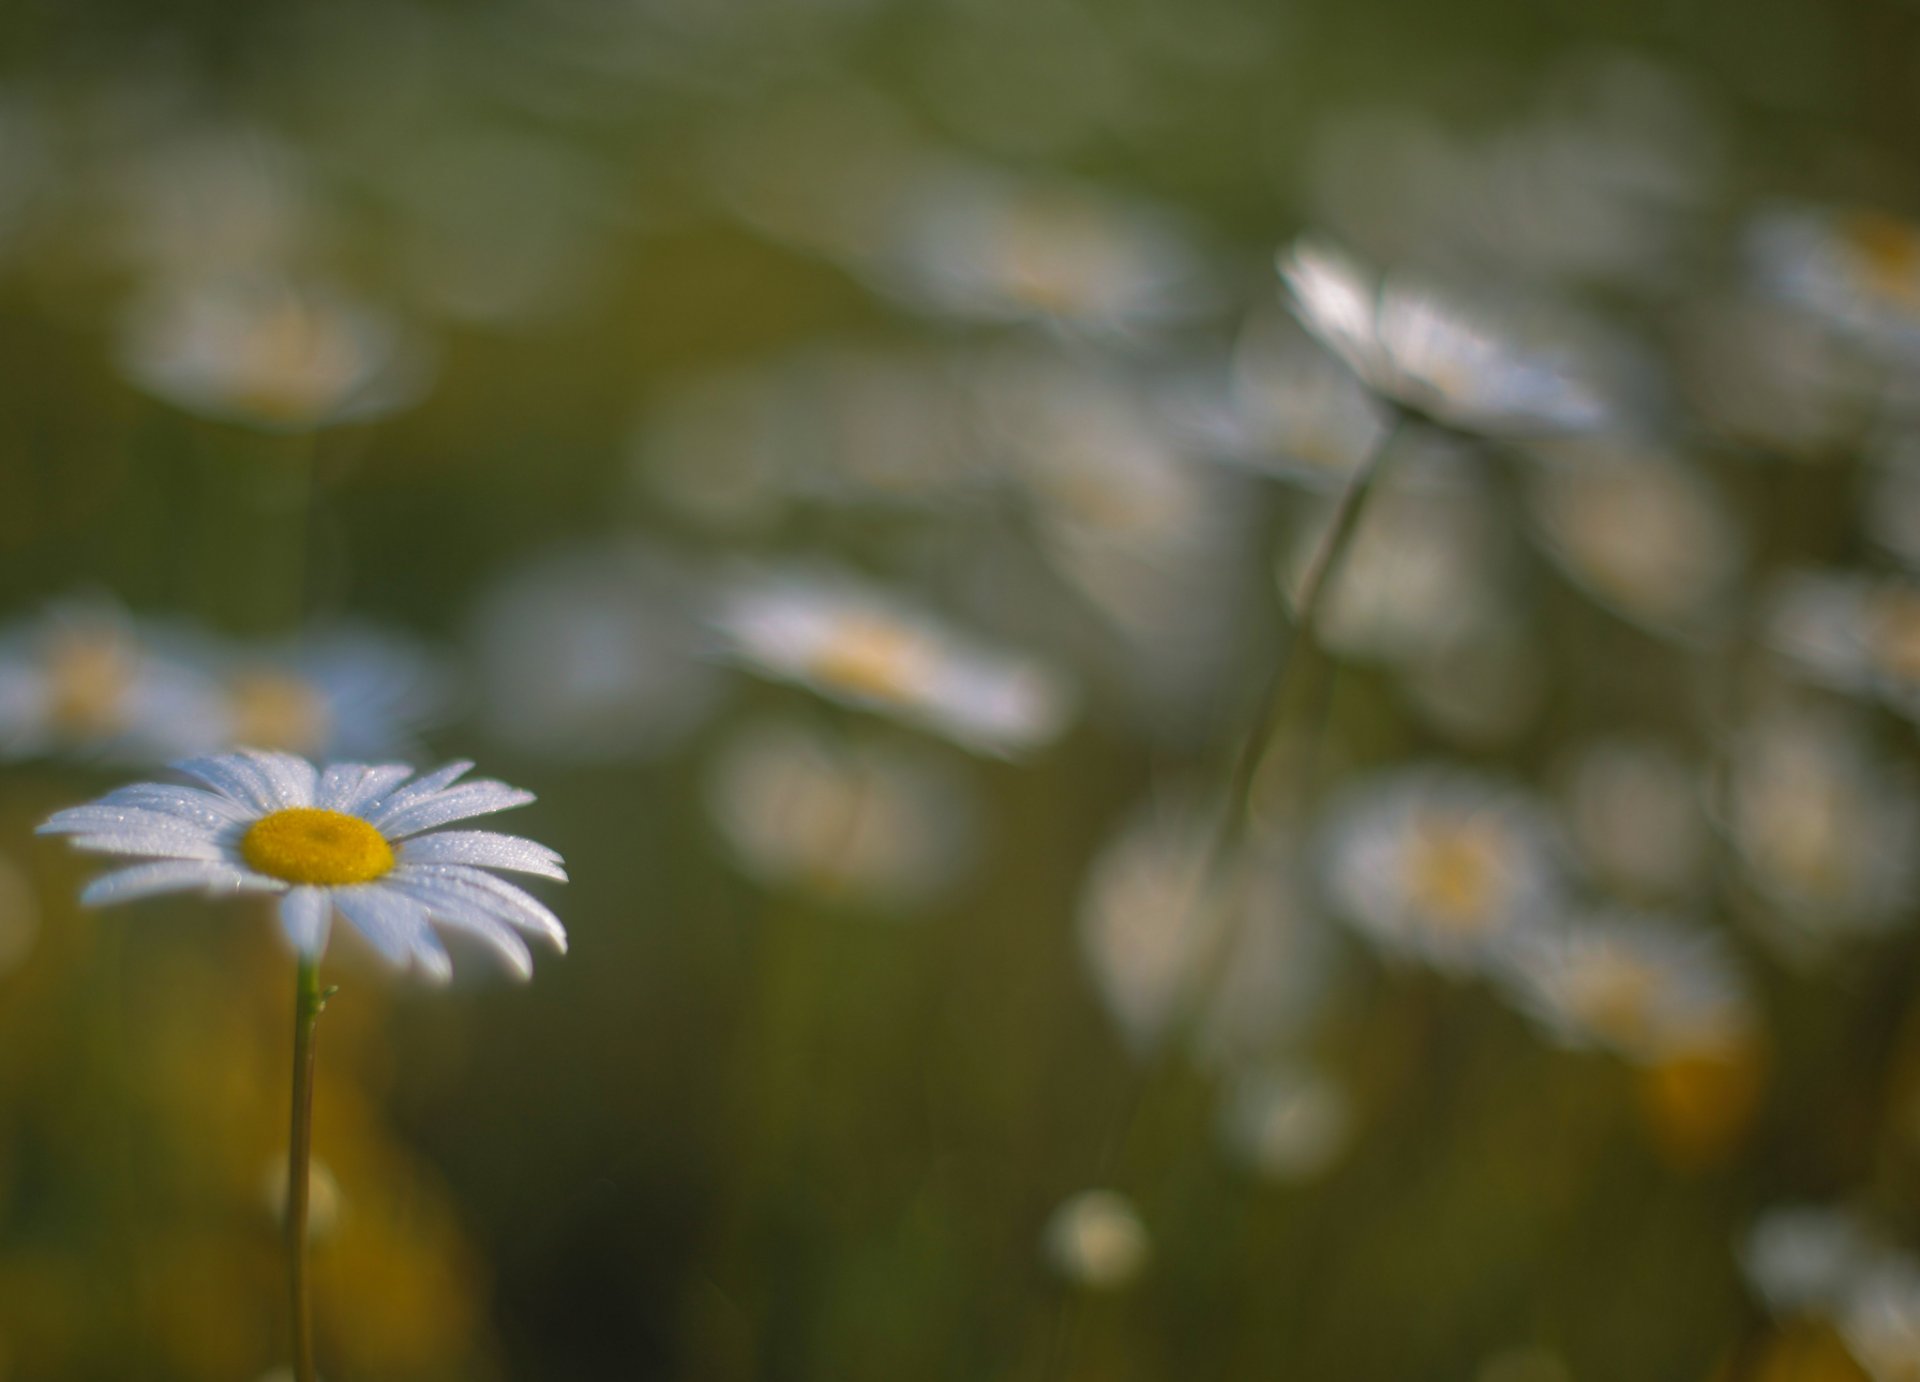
[209,623,449,760]
[116,273,434,432]
[1318,766,1563,975]
[714,565,1073,757]
[0,599,223,763]
[1216,1065,1353,1183]
[1279,237,1604,434]
[38,749,566,981]
[1042,1190,1151,1289]
[1766,569,1920,724]
[1743,1206,1876,1319]
[1558,738,1710,902]
[1495,911,1751,1064]
[1751,205,1920,359]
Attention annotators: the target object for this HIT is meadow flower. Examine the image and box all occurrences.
[116,274,433,431]
[208,624,447,760]
[469,540,719,763]
[1318,766,1562,975]
[1528,441,1743,638]
[1166,312,1390,487]
[1077,797,1333,1061]
[1495,911,1750,1063]
[0,600,222,763]
[1042,1190,1150,1289]
[715,565,1073,756]
[1744,1206,1876,1318]
[1767,570,1920,723]
[704,719,977,908]
[1841,1257,1920,1382]
[38,748,566,981]
[877,167,1213,338]
[1719,704,1920,951]
[1217,1065,1353,1182]
[1559,738,1709,902]
[1752,205,1920,358]
[1278,238,1604,434]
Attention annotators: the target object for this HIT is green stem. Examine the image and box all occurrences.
[286,957,326,1382]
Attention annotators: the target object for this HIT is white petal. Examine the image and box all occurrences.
[92,783,256,827]
[371,781,536,838]
[81,860,279,906]
[387,864,567,949]
[39,803,228,850]
[360,760,474,820]
[173,752,307,812]
[279,887,332,957]
[331,883,435,972]
[433,910,534,980]
[68,830,229,861]
[399,830,568,881]
[315,762,414,814]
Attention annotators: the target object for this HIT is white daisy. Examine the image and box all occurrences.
[1495,911,1751,1064]
[116,274,434,432]
[1558,738,1709,902]
[1767,569,1920,724]
[1751,205,1920,359]
[1279,237,1604,434]
[209,623,448,760]
[0,600,224,764]
[1743,1205,1876,1319]
[714,565,1073,757]
[1216,1065,1353,1183]
[38,749,566,982]
[1042,1190,1150,1289]
[1318,766,1563,975]
[1843,1257,1920,1382]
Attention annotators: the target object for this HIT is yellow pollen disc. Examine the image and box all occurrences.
[227,671,329,753]
[241,808,394,886]
[808,618,931,703]
[1844,210,1920,305]
[1407,820,1503,932]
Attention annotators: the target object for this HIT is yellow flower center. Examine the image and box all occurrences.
[1407,819,1504,932]
[241,808,394,886]
[1844,210,1920,307]
[808,618,932,703]
[227,671,329,753]
[45,631,134,736]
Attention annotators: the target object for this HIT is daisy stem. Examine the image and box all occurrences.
[1213,412,1407,855]
[286,957,328,1382]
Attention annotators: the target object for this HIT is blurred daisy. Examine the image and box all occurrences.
[469,540,719,763]
[1744,1206,1876,1319]
[1077,797,1333,1061]
[878,167,1213,339]
[1496,911,1751,1064]
[1768,570,1920,723]
[1719,704,1920,951]
[1279,238,1604,434]
[210,624,447,760]
[1843,1258,1920,1382]
[1319,766,1562,975]
[1217,1065,1354,1182]
[715,565,1073,757]
[1042,1190,1150,1289]
[1528,441,1743,638]
[704,719,977,908]
[1165,311,1390,487]
[0,600,222,763]
[1559,738,1710,902]
[116,274,434,431]
[38,749,566,981]
[1752,205,1920,359]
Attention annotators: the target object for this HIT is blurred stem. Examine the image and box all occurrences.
[1211,412,1407,860]
[286,957,328,1382]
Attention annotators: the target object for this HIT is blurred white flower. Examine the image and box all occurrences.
[1768,570,1920,724]
[0,600,222,763]
[1042,1189,1150,1289]
[1752,205,1920,360]
[715,565,1074,756]
[1077,797,1333,1061]
[39,749,566,982]
[1279,238,1604,434]
[469,541,720,763]
[1165,311,1390,487]
[1528,440,1743,638]
[1319,767,1563,975]
[1744,1205,1876,1319]
[705,719,977,908]
[210,623,447,761]
[1217,1065,1353,1182]
[875,167,1214,339]
[1496,911,1751,1064]
[116,274,434,431]
[1843,1257,1920,1382]
[1559,738,1709,902]
[1720,703,1920,951]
